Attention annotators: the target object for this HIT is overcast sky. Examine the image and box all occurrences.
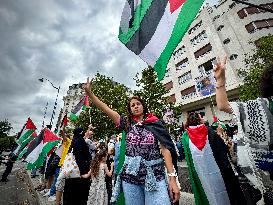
[0,0,219,134]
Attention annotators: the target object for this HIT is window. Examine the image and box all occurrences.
[178,71,192,85]
[194,44,212,59]
[213,15,220,22]
[230,54,238,60]
[181,86,197,100]
[167,94,176,103]
[245,18,273,33]
[238,3,273,19]
[188,21,202,35]
[176,58,188,70]
[217,25,224,31]
[164,81,173,91]
[190,30,208,46]
[198,58,215,74]
[173,45,186,60]
[237,9,247,19]
[223,38,230,44]
[229,3,236,9]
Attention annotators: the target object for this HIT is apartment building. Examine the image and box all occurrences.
[162,0,273,123]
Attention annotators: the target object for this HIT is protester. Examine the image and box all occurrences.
[182,112,246,205]
[105,143,114,205]
[82,149,114,205]
[214,57,273,198]
[84,124,97,159]
[0,154,17,182]
[62,127,91,205]
[83,78,180,205]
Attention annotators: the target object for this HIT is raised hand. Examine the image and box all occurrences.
[82,77,92,94]
[213,56,227,83]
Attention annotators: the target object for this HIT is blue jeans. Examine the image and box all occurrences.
[122,180,171,205]
[49,167,60,196]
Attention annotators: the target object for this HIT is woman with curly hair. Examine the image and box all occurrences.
[82,149,114,205]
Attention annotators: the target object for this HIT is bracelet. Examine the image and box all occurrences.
[216,83,225,89]
[167,172,177,177]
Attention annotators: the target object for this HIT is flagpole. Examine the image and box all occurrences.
[42,102,49,129]
[232,0,273,13]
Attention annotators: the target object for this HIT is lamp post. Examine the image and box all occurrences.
[39,78,60,130]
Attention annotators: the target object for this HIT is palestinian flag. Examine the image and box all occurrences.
[17,118,37,144]
[25,128,61,170]
[70,96,90,121]
[17,136,36,160]
[182,124,246,205]
[17,131,38,154]
[119,0,204,80]
[60,113,68,131]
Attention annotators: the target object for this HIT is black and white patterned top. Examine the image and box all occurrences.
[116,116,165,185]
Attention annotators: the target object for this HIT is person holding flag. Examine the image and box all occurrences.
[83,78,180,205]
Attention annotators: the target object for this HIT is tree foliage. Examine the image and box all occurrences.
[0,119,15,152]
[73,73,130,140]
[133,66,169,119]
[238,35,273,101]
[0,119,12,138]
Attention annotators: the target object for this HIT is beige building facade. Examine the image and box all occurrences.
[162,0,273,124]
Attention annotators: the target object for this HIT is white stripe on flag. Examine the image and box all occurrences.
[189,139,231,205]
[139,2,181,66]
[25,142,44,164]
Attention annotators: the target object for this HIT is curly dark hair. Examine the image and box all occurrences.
[185,112,201,128]
[90,148,107,179]
[261,64,273,98]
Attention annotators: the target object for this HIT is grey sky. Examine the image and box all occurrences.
[0,0,219,134]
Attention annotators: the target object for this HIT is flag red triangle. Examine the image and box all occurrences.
[169,0,186,13]
[26,118,37,130]
[187,124,208,151]
[43,129,62,144]
[31,132,37,137]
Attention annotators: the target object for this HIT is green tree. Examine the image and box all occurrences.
[0,119,12,138]
[73,73,130,140]
[134,66,169,119]
[0,119,15,152]
[238,35,273,101]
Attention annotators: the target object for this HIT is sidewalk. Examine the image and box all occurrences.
[25,167,194,205]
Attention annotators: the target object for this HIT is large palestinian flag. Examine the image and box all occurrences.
[25,128,61,170]
[70,96,90,121]
[17,131,38,157]
[182,124,246,205]
[119,0,204,80]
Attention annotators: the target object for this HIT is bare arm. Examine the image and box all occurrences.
[213,56,232,114]
[81,169,91,178]
[104,163,114,177]
[161,145,180,203]
[83,77,120,124]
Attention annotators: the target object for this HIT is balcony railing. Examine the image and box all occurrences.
[181,92,198,101]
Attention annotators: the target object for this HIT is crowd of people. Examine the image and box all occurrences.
[1,58,273,205]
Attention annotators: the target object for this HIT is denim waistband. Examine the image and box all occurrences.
[110,156,164,203]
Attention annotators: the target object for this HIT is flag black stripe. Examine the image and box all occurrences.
[25,129,44,157]
[125,0,168,55]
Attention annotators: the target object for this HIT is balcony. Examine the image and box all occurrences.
[181,92,198,101]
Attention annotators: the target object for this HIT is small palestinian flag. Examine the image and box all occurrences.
[17,118,37,145]
[119,0,204,80]
[182,124,245,205]
[60,113,68,130]
[25,128,61,170]
[70,96,90,121]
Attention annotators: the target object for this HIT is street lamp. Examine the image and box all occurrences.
[38,78,60,130]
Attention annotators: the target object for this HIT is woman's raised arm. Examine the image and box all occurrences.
[83,77,120,125]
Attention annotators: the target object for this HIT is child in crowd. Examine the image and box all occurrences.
[82,149,114,205]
